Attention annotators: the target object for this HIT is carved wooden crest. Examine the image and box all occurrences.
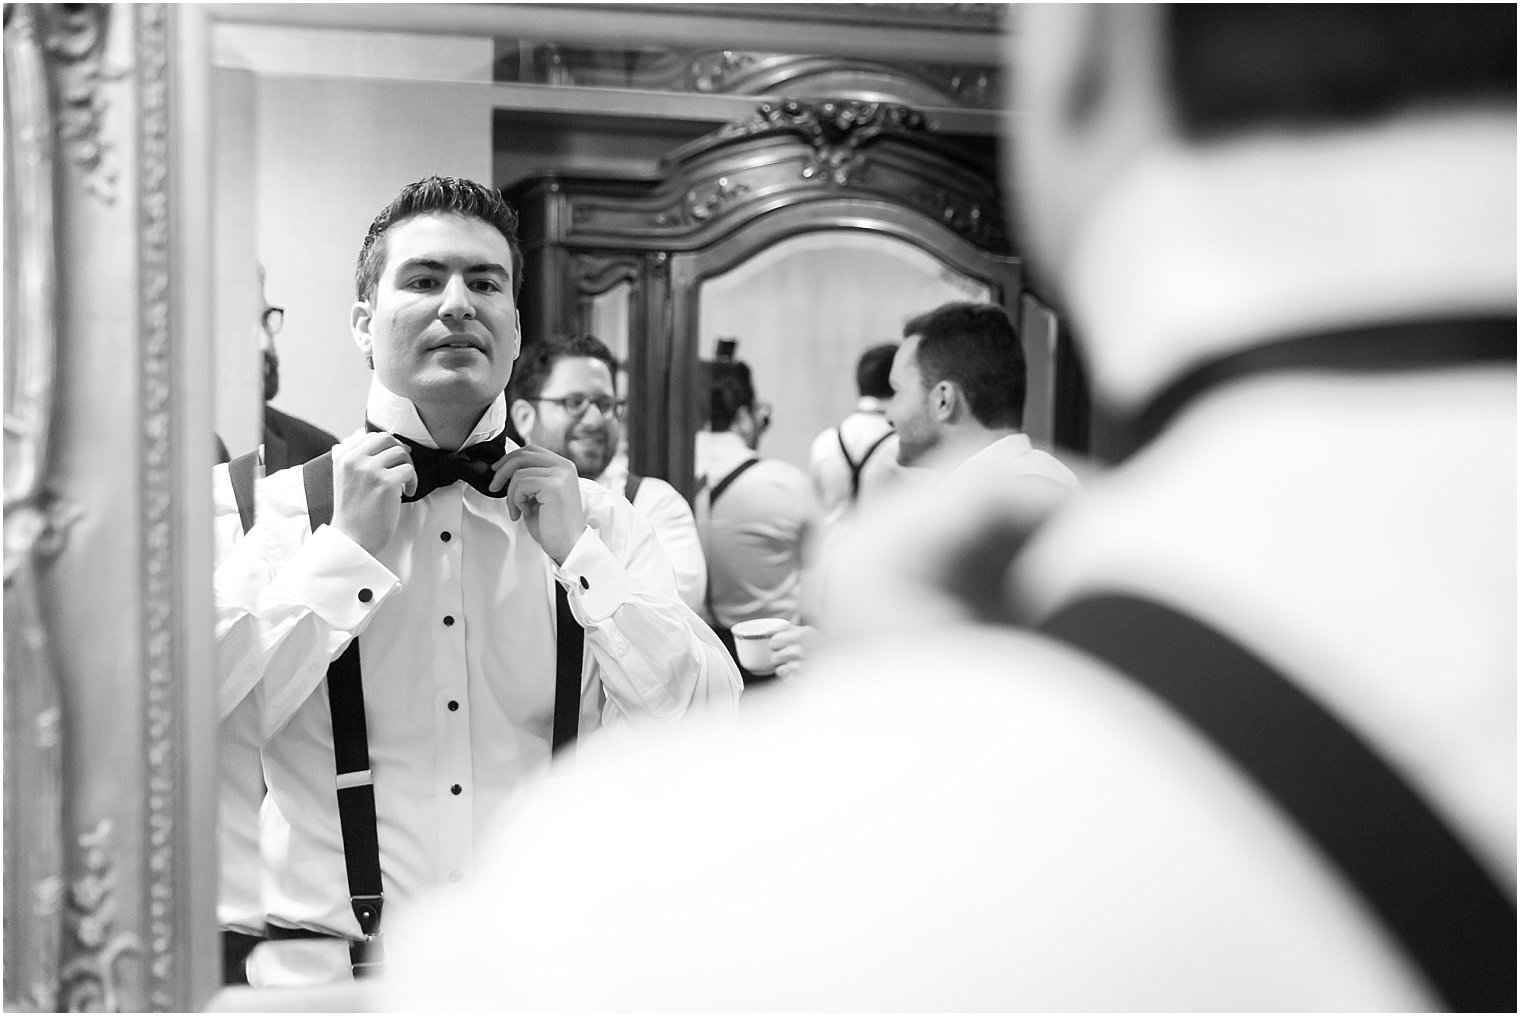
[530,98,1009,252]
[727,98,928,186]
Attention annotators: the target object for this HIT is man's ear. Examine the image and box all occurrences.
[930,380,958,422]
[731,403,753,436]
[511,309,523,359]
[351,301,375,365]
[508,397,537,442]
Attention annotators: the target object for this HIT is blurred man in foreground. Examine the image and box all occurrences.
[384,7,1514,1009]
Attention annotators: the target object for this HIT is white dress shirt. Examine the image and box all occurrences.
[807,398,914,551]
[212,461,270,938]
[596,453,708,614]
[220,380,741,984]
[694,430,817,628]
[951,433,1083,495]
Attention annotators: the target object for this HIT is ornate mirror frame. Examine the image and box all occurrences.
[4,4,219,1010]
[3,5,1016,1010]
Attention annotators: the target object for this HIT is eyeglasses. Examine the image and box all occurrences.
[534,394,627,418]
[262,306,284,337]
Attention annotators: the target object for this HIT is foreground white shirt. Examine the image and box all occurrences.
[222,380,740,983]
[378,112,1513,1010]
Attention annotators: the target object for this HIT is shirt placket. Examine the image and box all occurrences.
[431,485,474,886]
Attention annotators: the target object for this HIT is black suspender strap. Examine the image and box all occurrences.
[1040,594,1515,1012]
[700,457,765,673]
[228,449,259,535]
[624,471,644,505]
[302,453,385,977]
[836,428,893,502]
[553,584,584,754]
[708,456,761,508]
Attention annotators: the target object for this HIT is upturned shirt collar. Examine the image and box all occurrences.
[952,433,1032,478]
[364,377,510,451]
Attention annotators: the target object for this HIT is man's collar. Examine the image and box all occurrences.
[365,377,508,450]
[1064,111,1516,419]
[950,432,1032,477]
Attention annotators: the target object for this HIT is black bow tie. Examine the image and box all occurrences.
[374,428,510,503]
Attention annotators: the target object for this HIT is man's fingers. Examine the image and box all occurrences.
[492,461,560,495]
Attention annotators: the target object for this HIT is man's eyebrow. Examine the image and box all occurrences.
[395,257,509,277]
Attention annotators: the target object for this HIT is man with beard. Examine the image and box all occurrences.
[508,333,707,613]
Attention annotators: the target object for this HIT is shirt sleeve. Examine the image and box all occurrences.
[557,483,742,726]
[213,464,262,720]
[212,467,402,742]
[633,479,709,615]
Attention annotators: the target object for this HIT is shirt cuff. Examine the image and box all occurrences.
[557,526,633,623]
[266,523,400,633]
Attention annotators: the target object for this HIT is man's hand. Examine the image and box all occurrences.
[330,429,417,556]
[490,445,587,564]
[769,624,821,681]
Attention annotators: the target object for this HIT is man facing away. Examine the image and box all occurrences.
[382,7,1514,1011]
[215,176,740,988]
[694,358,817,686]
[806,342,914,551]
[887,301,1081,492]
[507,332,707,614]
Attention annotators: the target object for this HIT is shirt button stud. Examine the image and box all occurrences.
[450,784,462,795]
[447,700,459,711]
[440,531,452,542]
[443,615,455,626]
[579,576,590,590]
[357,588,373,603]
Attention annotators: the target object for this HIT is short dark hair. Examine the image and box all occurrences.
[507,333,620,406]
[1166,5,1516,140]
[856,343,897,400]
[903,302,1025,429]
[355,176,524,303]
[707,360,756,432]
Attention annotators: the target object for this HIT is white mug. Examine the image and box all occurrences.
[730,617,789,674]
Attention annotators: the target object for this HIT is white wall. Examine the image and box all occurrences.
[213,28,494,444]
[213,67,263,456]
[698,232,990,472]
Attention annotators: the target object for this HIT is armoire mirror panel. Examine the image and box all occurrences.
[696,229,992,472]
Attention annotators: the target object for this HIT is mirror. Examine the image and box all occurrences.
[696,229,990,469]
[188,4,1012,1005]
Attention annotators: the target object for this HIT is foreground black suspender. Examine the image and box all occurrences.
[228,450,586,978]
[1040,594,1516,1012]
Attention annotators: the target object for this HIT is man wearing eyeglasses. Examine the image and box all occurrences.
[507,333,708,613]
[258,286,341,473]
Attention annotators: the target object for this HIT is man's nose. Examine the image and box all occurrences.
[438,276,475,319]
